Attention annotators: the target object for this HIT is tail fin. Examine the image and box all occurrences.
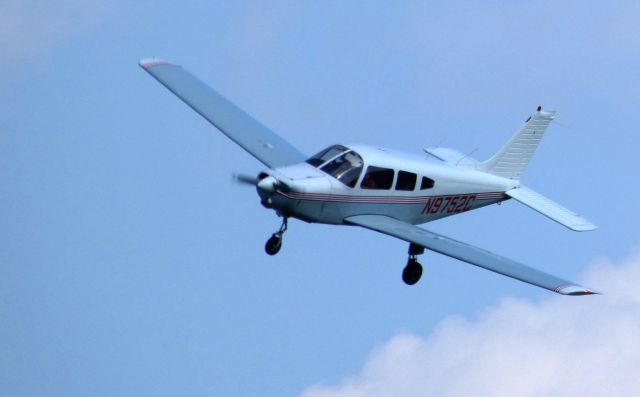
[478,107,555,180]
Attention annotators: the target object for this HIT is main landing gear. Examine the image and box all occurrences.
[265,217,288,256]
[402,243,424,285]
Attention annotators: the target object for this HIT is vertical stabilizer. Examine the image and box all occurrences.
[479,107,555,180]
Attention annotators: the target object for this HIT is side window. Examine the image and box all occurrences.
[395,171,417,191]
[420,176,435,190]
[339,166,363,188]
[361,166,394,190]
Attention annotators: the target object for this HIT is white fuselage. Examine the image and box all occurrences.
[257,144,518,225]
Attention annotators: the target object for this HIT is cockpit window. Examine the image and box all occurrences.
[361,166,394,190]
[306,145,349,167]
[320,151,363,188]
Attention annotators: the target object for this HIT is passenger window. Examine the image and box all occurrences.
[420,176,435,190]
[395,171,417,191]
[361,166,394,190]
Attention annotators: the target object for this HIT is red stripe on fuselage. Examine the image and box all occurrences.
[276,191,506,204]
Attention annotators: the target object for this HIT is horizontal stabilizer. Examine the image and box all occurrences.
[345,214,598,295]
[506,186,597,231]
[424,147,480,166]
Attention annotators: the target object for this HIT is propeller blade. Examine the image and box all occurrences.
[233,173,257,186]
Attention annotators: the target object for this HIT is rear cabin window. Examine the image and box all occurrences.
[395,171,417,191]
[361,166,394,190]
[420,176,435,190]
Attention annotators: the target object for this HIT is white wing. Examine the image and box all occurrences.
[139,59,306,168]
[345,214,598,296]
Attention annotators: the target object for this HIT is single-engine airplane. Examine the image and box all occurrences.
[140,58,598,296]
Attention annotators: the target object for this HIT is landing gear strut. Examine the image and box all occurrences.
[265,217,288,256]
[402,243,424,285]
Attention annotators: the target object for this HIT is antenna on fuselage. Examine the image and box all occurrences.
[456,147,478,166]
[423,138,447,159]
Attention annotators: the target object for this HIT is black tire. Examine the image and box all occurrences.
[265,234,282,256]
[402,259,423,285]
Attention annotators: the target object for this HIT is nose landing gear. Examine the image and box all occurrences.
[402,243,425,285]
[265,217,288,256]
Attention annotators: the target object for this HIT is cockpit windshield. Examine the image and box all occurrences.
[320,151,363,188]
[306,145,349,167]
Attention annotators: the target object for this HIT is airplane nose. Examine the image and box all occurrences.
[257,175,278,193]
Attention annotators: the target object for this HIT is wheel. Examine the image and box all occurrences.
[402,259,423,285]
[265,234,282,255]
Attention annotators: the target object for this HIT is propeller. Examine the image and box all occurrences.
[232,172,291,193]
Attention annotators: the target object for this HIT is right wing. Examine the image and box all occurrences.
[344,214,598,296]
[139,58,307,168]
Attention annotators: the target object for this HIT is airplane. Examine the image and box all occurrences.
[139,58,599,296]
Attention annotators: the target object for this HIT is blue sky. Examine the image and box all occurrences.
[2,1,639,396]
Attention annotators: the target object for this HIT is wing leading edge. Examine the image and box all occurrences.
[344,214,598,296]
[139,58,306,168]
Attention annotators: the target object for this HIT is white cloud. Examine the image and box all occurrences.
[301,252,640,397]
[0,0,107,62]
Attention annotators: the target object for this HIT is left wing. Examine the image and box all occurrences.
[139,58,307,168]
[344,214,598,295]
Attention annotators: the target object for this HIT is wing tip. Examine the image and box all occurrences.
[569,223,598,232]
[555,284,601,296]
[138,58,172,69]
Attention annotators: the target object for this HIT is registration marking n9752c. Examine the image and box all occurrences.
[422,195,477,214]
